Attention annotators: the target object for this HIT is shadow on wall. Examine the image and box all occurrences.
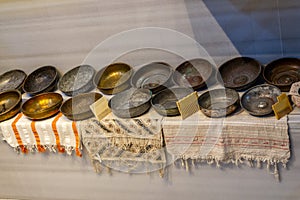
[186,0,300,64]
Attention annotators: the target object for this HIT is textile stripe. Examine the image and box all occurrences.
[72,121,82,157]
[30,121,46,152]
[52,113,65,153]
[11,113,27,153]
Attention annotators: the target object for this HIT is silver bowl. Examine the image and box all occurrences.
[109,88,152,118]
[198,88,239,118]
[0,70,27,93]
[58,65,95,96]
[241,84,281,116]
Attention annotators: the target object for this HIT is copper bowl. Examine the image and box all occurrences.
[0,90,22,122]
[131,62,173,94]
[94,63,133,95]
[58,65,95,96]
[241,84,281,116]
[263,57,300,92]
[60,92,102,121]
[198,88,239,118]
[23,66,59,96]
[22,92,63,120]
[173,58,214,90]
[151,87,193,116]
[109,88,152,118]
[0,70,27,93]
[219,57,262,91]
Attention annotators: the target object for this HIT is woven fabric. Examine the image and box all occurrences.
[0,112,81,156]
[80,111,166,174]
[163,110,290,179]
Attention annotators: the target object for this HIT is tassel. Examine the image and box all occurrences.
[273,163,280,182]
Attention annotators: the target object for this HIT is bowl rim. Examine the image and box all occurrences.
[93,62,133,90]
[218,56,262,89]
[240,84,281,115]
[198,88,239,110]
[131,61,173,89]
[0,69,27,91]
[21,92,63,116]
[23,65,59,95]
[263,57,300,87]
[58,64,95,94]
[173,58,214,88]
[60,92,103,117]
[0,90,22,116]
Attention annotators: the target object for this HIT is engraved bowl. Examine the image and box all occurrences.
[0,90,22,122]
[0,70,27,93]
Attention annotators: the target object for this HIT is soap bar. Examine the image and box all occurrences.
[272,93,292,120]
[90,97,111,121]
[176,91,200,120]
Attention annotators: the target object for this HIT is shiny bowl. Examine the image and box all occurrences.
[131,62,173,93]
[263,57,300,92]
[0,70,27,93]
[198,88,239,118]
[58,65,95,96]
[109,88,152,118]
[60,92,102,121]
[173,58,214,90]
[241,84,281,116]
[151,87,193,116]
[219,57,262,91]
[23,66,59,96]
[94,63,133,95]
[22,92,63,120]
[0,90,22,122]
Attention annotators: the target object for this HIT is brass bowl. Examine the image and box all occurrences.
[94,63,133,95]
[151,87,193,116]
[173,58,214,90]
[0,70,27,93]
[109,88,152,118]
[58,65,95,96]
[60,92,102,121]
[198,88,239,118]
[263,57,300,92]
[23,66,59,96]
[219,57,262,91]
[22,92,63,120]
[0,90,22,122]
[241,84,281,116]
[131,62,173,94]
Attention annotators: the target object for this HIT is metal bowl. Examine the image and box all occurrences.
[151,87,193,116]
[22,92,63,120]
[94,63,133,95]
[0,70,27,93]
[173,58,214,90]
[0,90,22,122]
[198,88,239,118]
[58,65,95,96]
[60,92,102,121]
[241,84,281,116]
[263,57,300,92]
[23,66,59,96]
[219,57,262,91]
[109,88,152,118]
[131,62,173,94]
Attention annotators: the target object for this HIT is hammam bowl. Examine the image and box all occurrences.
[60,92,102,121]
[131,62,173,94]
[263,57,300,92]
[58,65,95,96]
[0,70,27,93]
[0,90,22,122]
[218,57,262,91]
[173,58,214,90]
[109,88,152,118]
[151,87,193,116]
[23,66,59,96]
[22,92,63,120]
[198,88,239,118]
[94,63,133,95]
[241,84,281,116]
